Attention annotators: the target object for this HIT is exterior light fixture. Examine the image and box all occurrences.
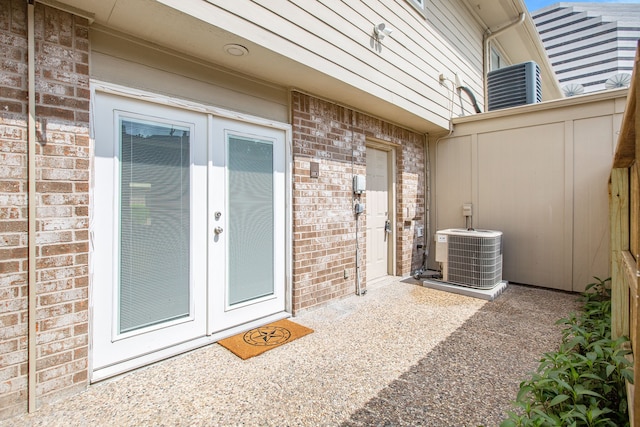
[223,44,249,57]
[374,23,393,40]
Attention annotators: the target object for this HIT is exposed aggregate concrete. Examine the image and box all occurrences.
[2,278,579,427]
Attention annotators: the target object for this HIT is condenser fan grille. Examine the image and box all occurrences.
[447,234,502,288]
[435,229,503,289]
[487,61,541,111]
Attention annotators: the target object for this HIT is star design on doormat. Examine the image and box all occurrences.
[243,326,292,347]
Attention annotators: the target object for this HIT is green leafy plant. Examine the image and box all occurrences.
[501,277,633,427]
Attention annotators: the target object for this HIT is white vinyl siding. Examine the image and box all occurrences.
[157,0,485,129]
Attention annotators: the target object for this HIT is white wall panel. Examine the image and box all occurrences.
[476,123,570,290]
[90,31,289,123]
[431,91,626,292]
[433,135,473,231]
[572,115,616,290]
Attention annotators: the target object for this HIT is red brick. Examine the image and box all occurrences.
[40,242,88,257]
[0,261,20,274]
[0,246,26,261]
[72,370,86,383]
[39,287,86,306]
[41,94,89,111]
[36,181,72,193]
[35,105,74,121]
[0,181,22,193]
[0,220,26,233]
[72,322,87,335]
[290,92,424,313]
[36,302,73,320]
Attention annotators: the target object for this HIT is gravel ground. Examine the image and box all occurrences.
[2,277,580,427]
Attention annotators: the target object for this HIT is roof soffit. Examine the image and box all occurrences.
[464,0,562,99]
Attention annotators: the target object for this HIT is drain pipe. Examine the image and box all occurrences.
[422,133,430,273]
[354,197,365,296]
[457,86,482,114]
[27,0,38,413]
[483,13,525,107]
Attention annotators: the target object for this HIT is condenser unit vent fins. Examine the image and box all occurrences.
[487,61,541,111]
[435,229,503,289]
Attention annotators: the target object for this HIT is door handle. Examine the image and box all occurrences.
[214,226,224,235]
[384,220,391,242]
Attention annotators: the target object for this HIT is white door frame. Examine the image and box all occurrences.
[207,116,289,334]
[89,82,292,381]
[365,141,397,278]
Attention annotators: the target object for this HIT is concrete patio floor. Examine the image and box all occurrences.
[2,277,581,427]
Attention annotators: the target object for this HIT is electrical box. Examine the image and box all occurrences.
[310,162,319,178]
[353,175,366,194]
[354,203,364,214]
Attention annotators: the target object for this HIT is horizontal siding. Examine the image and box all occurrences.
[426,0,485,112]
[208,0,485,128]
[428,1,484,77]
[254,1,448,117]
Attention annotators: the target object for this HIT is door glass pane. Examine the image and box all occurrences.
[228,136,274,305]
[119,118,190,333]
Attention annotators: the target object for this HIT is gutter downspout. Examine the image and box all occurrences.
[424,133,430,268]
[483,13,526,107]
[27,0,37,413]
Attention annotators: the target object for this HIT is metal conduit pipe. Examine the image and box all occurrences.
[483,13,526,107]
[457,86,482,114]
[27,0,37,413]
[423,133,430,271]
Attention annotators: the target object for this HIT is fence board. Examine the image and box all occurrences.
[633,162,640,258]
[610,40,640,427]
[611,168,630,339]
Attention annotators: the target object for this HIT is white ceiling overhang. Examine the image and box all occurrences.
[463,0,563,100]
[38,0,563,131]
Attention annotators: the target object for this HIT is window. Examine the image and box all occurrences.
[406,0,426,16]
[490,47,503,71]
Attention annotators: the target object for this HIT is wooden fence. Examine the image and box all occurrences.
[611,40,640,427]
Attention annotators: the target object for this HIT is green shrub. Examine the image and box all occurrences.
[501,277,634,427]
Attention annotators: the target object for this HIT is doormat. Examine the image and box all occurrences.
[218,319,313,360]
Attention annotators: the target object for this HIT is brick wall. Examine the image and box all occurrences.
[0,1,90,419]
[291,91,425,313]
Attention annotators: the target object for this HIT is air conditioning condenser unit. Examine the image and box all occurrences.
[487,61,541,111]
[435,229,503,289]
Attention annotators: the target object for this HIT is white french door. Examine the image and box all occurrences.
[208,118,286,333]
[92,90,288,379]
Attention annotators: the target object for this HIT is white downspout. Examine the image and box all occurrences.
[423,133,430,269]
[27,0,37,413]
[483,13,526,107]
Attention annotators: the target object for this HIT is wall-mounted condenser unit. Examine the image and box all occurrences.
[435,229,503,289]
[487,61,541,111]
